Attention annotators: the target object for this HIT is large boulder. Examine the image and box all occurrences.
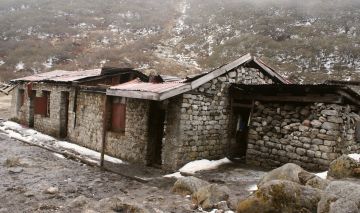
[237,180,323,213]
[318,181,360,213]
[328,155,360,179]
[172,176,209,195]
[192,184,230,210]
[258,163,329,190]
[258,163,304,187]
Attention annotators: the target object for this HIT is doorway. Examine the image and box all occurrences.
[60,91,69,138]
[147,101,166,167]
[231,107,251,159]
[28,92,35,128]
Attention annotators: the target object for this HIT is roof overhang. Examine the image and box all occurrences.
[230,84,360,106]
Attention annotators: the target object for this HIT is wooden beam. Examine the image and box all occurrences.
[337,90,360,106]
[107,89,160,101]
[232,94,344,104]
[100,95,109,167]
[159,84,192,100]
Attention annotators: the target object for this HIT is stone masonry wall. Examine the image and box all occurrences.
[67,92,151,164]
[247,102,360,171]
[32,84,71,137]
[67,91,104,152]
[105,99,150,164]
[163,66,274,170]
[11,83,71,137]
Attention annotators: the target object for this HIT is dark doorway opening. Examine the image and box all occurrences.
[230,106,251,159]
[147,101,166,167]
[60,91,69,138]
[28,91,35,128]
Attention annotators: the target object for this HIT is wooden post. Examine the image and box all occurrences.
[100,95,109,167]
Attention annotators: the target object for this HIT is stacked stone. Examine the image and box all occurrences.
[68,91,104,153]
[163,65,273,169]
[106,99,150,164]
[246,103,359,170]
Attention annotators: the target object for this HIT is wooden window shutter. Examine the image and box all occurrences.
[111,102,126,132]
[34,91,50,117]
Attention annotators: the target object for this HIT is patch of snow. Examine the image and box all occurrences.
[348,153,360,162]
[57,141,125,165]
[246,184,258,192]
[101,37,110,44]
[0,121,125,166]
[99,59,109,66]
[163,172,183,178]
[0,60,4,66]
[179,158,232,175]
[53,153,65,159]
[137,63,150,70]
[315,171,328,179]
[15,61,25,71]
[43,57,55,69]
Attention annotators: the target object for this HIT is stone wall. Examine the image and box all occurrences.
[246,102,360,170]
[105,98,150,164]
[32,84,71,137]
[11,83,71,137]
[162,65,273,170]
[67,92,151,164]
[67,91,104,152]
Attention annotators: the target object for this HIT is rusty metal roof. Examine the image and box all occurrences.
[12,69,102,83]
[107,79,191,101]
[109,79,187,93]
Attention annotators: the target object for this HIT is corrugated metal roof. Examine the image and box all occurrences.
[12,69,102,82]
[109,79,187,93]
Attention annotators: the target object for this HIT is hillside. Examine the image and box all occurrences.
[0,0,359,83]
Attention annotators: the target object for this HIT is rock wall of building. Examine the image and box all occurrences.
[105,99,150,164]
[246,102,360,171]
[67,91,105,152]
[11,83,71,137]
[32,84,71,137]
[162,66,273,170]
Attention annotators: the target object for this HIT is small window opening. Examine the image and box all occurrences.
[110,97,126,133]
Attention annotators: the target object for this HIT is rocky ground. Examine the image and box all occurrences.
[0,122,266,212]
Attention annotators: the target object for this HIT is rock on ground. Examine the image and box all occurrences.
[328,155,360,179]
[237,180,322,213]
[172,176,209,195]
[318,181,360,213]
[258,163,329,189]
[192,184,230,210]
[83,196,154,213]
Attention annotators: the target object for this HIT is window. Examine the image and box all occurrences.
[17,89,25,112]
[111,97,126,132]
[34,91,50,117]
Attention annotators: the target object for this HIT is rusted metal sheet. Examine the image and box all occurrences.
[12,69,102,83]
[109,79,187,93]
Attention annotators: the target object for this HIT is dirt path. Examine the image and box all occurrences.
[0,133,195,213]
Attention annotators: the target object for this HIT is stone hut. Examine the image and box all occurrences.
[7,53,360,171]
[9,68,148,138]
[104,53,289,169]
